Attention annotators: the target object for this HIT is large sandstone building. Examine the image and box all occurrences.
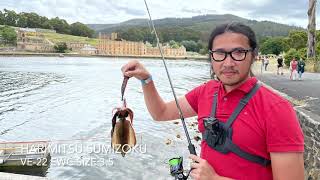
[15,29,187,57]
[97,33,186,57]
[16,28,54,52]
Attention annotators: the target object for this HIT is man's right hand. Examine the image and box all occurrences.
[121,60,151,80]
[121,60,196,121]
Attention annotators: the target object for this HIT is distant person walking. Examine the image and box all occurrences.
[260,56,264,74]
[277,56,284,75]
[297,59,306,80]
[290,58,298,80]
[264,57,269,71]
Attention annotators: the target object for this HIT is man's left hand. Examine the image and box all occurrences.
[189,154,219,180]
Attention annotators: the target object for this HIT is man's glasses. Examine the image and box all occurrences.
[209,48,253,62]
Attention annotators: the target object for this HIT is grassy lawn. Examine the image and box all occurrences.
[41,32,99,46]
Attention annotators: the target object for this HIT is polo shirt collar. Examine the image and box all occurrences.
[219,77,258,96]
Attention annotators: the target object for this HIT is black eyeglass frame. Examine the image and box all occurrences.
[209,48,254,62]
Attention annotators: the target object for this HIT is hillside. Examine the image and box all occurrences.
[42,32,99,46]
[87,14,303,41]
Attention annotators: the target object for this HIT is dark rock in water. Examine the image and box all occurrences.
[165,139,172,145]
[189,122,198,127]
[176,134,181,139]
[173,121,179,125]
[194,136,201,142]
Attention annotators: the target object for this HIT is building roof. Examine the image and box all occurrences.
[80,44,97,51]
[19,28,37,32]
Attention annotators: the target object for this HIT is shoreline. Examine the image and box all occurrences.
[0,52,209,61]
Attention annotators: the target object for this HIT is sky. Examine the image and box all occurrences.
[0,0,319,29]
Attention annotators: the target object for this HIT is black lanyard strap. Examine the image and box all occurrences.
[210,82,261,129]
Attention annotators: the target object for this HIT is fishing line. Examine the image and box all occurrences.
[143,0,196,156]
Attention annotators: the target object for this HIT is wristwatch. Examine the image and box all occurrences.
[141,75,153,86]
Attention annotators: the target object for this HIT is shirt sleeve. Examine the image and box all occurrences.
[185,83,206,114]
[266,101,304,152]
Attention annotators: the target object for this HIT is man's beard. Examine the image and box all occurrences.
[218,67,250,86]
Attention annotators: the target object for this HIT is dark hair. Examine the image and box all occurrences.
[208,22,258,54]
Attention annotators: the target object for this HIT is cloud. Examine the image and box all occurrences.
[0,1,15,8]
[220,0,318,28]
[0,0,318,28]
[181,7,217,15]
[181,7,203,14]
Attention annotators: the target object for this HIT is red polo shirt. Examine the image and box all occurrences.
[185,77,304,180]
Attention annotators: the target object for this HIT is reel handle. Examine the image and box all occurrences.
[188,144,197,156]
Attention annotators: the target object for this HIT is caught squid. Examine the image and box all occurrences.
[111,76,136,157]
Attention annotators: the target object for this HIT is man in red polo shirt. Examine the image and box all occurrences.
[121,23,304,180]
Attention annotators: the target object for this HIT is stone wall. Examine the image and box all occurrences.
[295,108,320,180]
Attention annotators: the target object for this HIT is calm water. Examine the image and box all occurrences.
[0,57,210,180]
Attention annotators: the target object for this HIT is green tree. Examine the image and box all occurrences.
[3,9,18,26]
[158,27,199,42]
[0,10,4,25]
[117,26,201,45]
[199,48,208,55]
[297,48,307,60]
[281,37,290,52]
[128,28,143,41]
[25,12,42,28]
[41,21,53,29]
[316,30,320,42]
[199,40,208,55]
[143,30,156,44]
[54,42,68,53]
[49,17,70,34]
[39,16,51,29]
[169,40,180,48]
[17,13,28,27]
[118,27,148,42]
[288,30,308,50]
[0,26,17,45]
[181,40,199,52]
[260,37,287,55]
[197,41,205,52]
[316,31,320,60]
[259,36,271,45]
[284,48,299,66]
[70,22,94,37]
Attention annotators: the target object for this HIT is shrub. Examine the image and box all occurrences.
[284,48,299,67]
[54,42,67,53]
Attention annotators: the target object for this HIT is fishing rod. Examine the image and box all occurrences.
[143,0,197,156]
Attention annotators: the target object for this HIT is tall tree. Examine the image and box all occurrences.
[0,10,4,25]
[17,13,28,27]
[25,12,42,28]
[181,40,199,52]
[288,30,308,50]
[39,16,51,29]
[49,17,70,34]
[70,22,94,37]
[260,37,288,55]
[307,0,317,58]
[3,9,18,26]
